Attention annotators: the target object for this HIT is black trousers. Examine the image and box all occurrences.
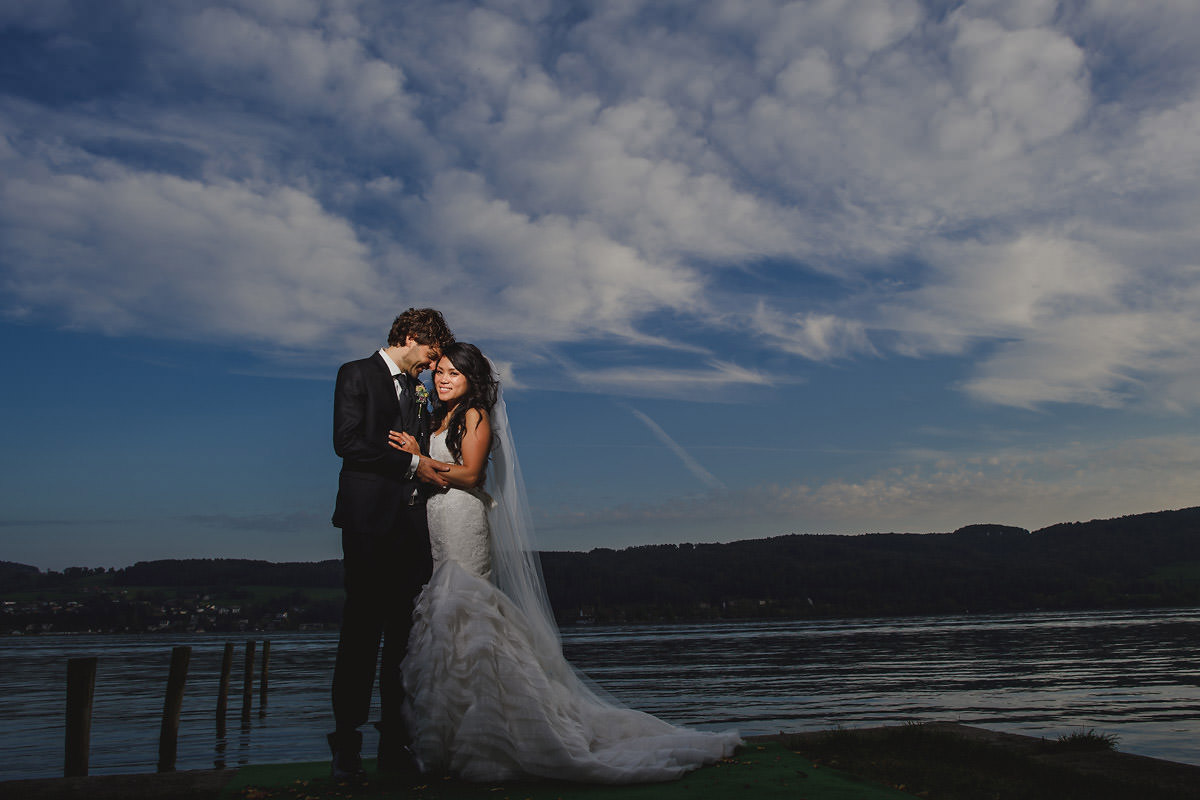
[330,504,433,747]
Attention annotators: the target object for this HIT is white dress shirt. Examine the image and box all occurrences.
[380,348,419,479]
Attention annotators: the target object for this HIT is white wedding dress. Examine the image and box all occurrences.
[401,430,740,783]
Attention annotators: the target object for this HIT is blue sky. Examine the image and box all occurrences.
[2,0,1199,571]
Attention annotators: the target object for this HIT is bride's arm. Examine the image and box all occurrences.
[440,407,490,489]
[388,408,490,489]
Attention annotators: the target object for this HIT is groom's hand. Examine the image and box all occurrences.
[416,457,451,487]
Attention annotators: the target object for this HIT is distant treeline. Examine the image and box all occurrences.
[543,508,1200,621]
[4,507,1200,623]
[0,558,343,593]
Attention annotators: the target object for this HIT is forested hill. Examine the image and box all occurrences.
[542,507,1200,620]
[4,506,1200,623]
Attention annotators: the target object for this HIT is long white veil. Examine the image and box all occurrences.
[484,368,631,704]
[483,382,564,664]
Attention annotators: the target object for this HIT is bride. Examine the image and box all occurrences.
[388,342,740,783]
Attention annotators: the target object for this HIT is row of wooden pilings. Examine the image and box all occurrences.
[64,640,271,777]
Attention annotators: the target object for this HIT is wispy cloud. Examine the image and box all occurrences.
[538,434,1200,541]
[625,406,726,492]
[570,361,775,399]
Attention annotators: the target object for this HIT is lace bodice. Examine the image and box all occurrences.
[425,431,491,578]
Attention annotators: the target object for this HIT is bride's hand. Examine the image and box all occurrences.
[389,430,421,455]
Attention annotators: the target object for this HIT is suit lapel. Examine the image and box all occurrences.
[370,351,405,420]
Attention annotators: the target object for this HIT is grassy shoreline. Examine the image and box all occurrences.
[6,723,1199,799]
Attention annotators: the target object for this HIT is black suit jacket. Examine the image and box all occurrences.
[331,352,431,534]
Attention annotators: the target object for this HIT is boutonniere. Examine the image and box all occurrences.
[414,382,430,418]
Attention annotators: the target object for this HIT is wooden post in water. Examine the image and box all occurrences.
[258,640,271,717]
[157,645,191,773]
[64,656,98,777]
[216,641,234,737]
[241,639,256,725]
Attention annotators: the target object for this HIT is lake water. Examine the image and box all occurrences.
[2,606,1198,780]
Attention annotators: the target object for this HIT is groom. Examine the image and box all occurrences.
[328,307,455,780]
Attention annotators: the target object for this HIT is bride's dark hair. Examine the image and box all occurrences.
[432,342,498,470]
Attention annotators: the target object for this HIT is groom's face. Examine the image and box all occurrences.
[400,337,439,377]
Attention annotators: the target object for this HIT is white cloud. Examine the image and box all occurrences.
[146,4,427,145]
[940,10,1089,158]
[883,233,1125,346]
[0,158,383,353]
[755,0,922,73]
[774,49,838,101]
[410,169,705,344]
[2,0,1200,410]
[751,303,875,361]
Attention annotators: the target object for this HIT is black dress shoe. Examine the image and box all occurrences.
[331,749,366,782]
[327,730,366,782]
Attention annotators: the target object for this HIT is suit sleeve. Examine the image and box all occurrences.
[332,361,414,473]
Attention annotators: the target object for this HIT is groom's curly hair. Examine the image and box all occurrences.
[388,308,455,349]
[432,342,498,476]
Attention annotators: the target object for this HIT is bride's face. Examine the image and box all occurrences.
[433,356,469,405]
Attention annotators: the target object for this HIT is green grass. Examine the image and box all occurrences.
[782,724,1178,800]
[220,742,914,800]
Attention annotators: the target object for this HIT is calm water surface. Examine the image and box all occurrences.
[2,607,1198,780]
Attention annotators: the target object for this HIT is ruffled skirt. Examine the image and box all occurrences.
[401,560,741,783]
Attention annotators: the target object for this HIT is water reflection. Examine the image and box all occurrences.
[1,607,1197,779]
[559,607,1200,766]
